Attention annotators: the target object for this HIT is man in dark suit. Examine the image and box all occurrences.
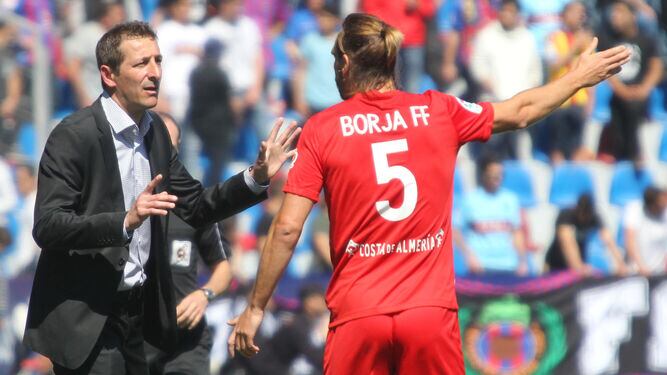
[23,21,299,375]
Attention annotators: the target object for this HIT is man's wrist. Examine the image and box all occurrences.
[199,287,215,302]
[244,167,269,194]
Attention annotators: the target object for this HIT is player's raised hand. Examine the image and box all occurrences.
[571,37,632,88]
[251,118,301,184]
[227,307,265,358]
[124,174,178,231]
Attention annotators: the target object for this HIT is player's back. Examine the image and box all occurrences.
[285,89,494,326]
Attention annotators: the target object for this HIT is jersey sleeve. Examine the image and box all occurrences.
[284,119,324,203]
[441,93,494,145]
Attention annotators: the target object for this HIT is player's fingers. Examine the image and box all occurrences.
[255,141,268,163]
[189,311,203,330]
[227,330,237,358]
[227,317,239,326]
[285,149,298,160]
[599,44,627,59]
[603,48,631,65]
[143,174,163,193]
[152,191,179,203]
[146,201,176,210]
[146,208,169,216]
[583,36,598,55]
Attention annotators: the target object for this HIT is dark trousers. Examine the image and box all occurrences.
[53,287,148,375]
[145,323,212,375]
[609,95,647,161]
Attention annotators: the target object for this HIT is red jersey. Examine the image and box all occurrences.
[284,90,493,327]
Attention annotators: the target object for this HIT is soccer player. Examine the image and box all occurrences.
[228,12,630,374]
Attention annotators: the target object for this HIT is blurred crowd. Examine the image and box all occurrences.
[1,0,667,373]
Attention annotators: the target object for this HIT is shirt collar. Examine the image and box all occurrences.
[100,91,153,139]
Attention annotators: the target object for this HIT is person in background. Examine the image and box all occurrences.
[3,163,39,279]
[284,0,326,62]
[437,0,497,101]
[456,155,528,275]
[545,194,627,275]
[204,0,264,127]
[599,0,662,163]
[155,0,206,123]
[292,5,342,119]
[0,19,25,154]
[65,0,126,109]
[144,112,233,375]
[361,0,436,93]
[542,0,595,163]
[623,186,667,276]
[189,39,236,186]
[471,0,543,159]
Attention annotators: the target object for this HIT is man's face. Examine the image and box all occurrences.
[169,0,191,23]
[563,2,586,30]
[498,3,519,30]
[107,37,162,114]
[610,2,635,34]
[482,163,503,193]
[103,4,126,27]
[16,167,34,196]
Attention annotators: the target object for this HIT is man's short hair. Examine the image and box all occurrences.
[500,0,521,11]
[95,21,157,74]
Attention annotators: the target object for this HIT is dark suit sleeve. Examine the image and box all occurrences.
[32,123,126,250]
[167,143,267,228]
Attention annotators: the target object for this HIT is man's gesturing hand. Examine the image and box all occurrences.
[124,174,178,231]
[251,118,301,184]
[572,37,632,88]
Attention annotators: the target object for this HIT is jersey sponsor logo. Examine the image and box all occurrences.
[171,240,192,267]
[455,97,483,114]
[345,228,445,258]
[339,106,431,137]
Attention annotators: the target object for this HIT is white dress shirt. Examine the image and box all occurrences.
[100,93,268,290]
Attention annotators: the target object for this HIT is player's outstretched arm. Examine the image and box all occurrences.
[491,38,631,133]
[227,193,314,358]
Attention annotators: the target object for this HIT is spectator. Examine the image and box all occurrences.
[470,0,543,158]
[545,194,627,275]
[361,0,436,93]
[284,0,326,61]
[0,20,24,154]
[0,156,17,228]
[456,156,528,275]
[541,0,595,163]
[64,0,126,109]
[437,0,497,101]
[3,163,38,279]
[292,5,342,119]
[204,0,264,126]
[189,39,236,185]
[155,0,206,123]
[599,0,662,162]
[243,0,291,72]
[264,284,328,374]
[623,186,667,276]
[519,0,572,57]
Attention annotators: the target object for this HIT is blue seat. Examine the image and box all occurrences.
[549,163,594,208]
[591,80,612,124]
[649,87,667,123]
[501,161,536,207]
[453,168,464,208]
[660,128,667,162]
[609,161,653,207]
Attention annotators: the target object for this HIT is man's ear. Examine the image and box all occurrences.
[341,53,351,76]
[100,65,117,90]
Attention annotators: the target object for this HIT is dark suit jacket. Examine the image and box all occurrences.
[23,99,266,369]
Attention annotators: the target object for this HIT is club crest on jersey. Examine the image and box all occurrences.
[455,97,482,114]
[345,239,359,256]
[171,240,192,267]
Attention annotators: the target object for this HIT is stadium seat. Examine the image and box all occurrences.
[609,161,653,207]
[660,128,667,162]
[17,123,35,161]
[649,86,667,123]
[502,161,536,207]
[549,163,594,208]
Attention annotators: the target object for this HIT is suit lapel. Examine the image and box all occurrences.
[91,99,125,210]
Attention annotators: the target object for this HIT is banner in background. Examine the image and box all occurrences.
[456,273,667,375]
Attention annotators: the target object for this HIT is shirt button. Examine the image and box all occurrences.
[119,258,126,266]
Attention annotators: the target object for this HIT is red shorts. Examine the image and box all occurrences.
[323,306,464,375]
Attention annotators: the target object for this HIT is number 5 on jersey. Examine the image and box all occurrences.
[371,139,418,222]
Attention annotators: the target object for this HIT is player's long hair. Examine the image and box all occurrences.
[333,13,404,99]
